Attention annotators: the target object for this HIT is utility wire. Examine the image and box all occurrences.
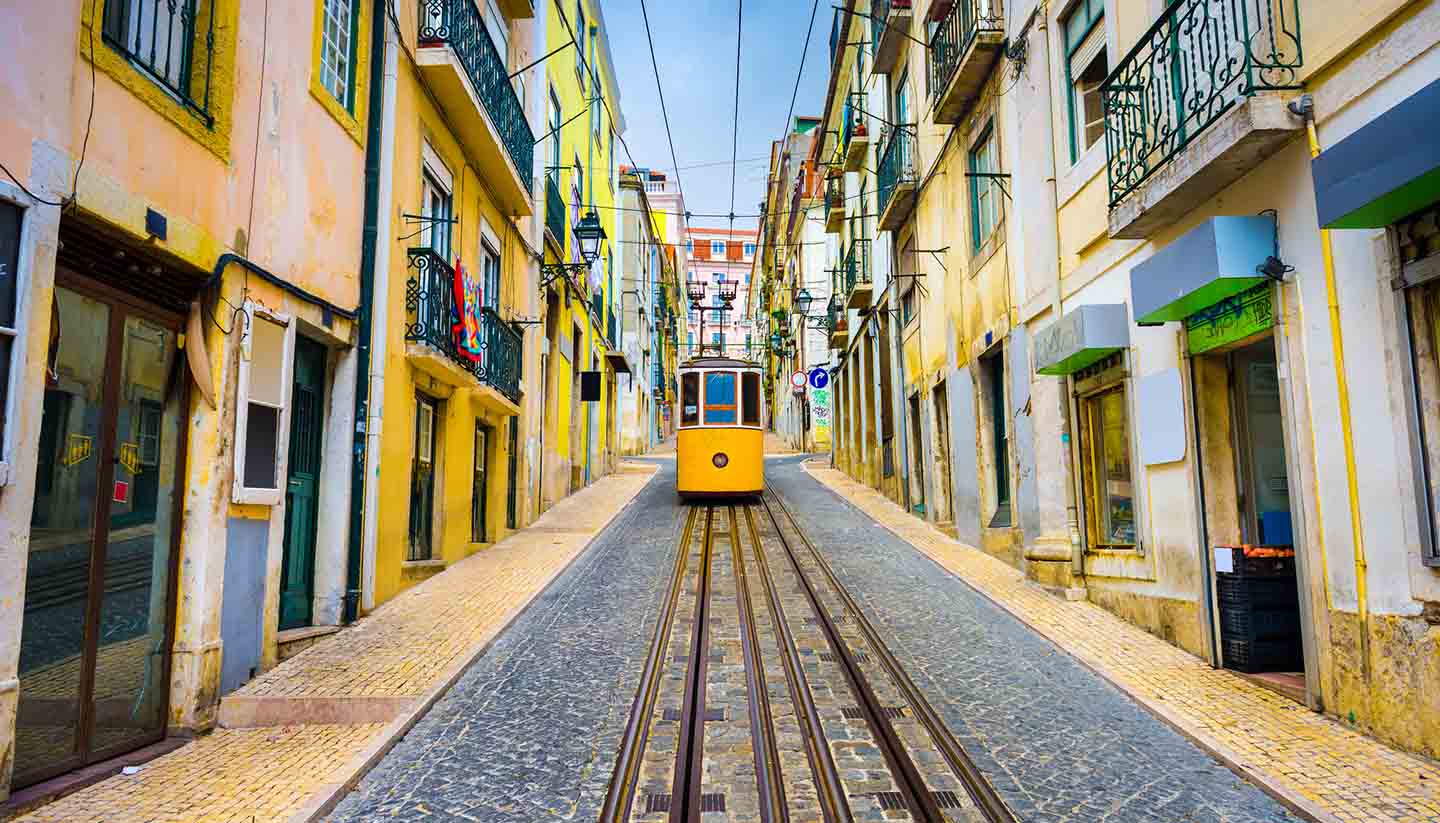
[727,0,744,225]
[638,0,689,216]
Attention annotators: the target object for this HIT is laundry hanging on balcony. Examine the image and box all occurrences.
[451,258,485,364]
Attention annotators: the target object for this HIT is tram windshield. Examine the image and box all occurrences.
[742,372,761,426]
[704,372,738,424]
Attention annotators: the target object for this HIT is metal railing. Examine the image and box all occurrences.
[841,238,872,296]
[928,0,1004,102]
[825,177,844,212]
[545,173,566,245]
[405,247,524,400]
[418,0,535,179]
[1102,0,1302,208]
[872,0,891,56]
[830,6,842,67]
[877,126,917,218]
[841,92,868,153]
[101,0,215,126]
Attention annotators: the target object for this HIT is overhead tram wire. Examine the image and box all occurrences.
[756,0,821,270]
[638,0,690,222]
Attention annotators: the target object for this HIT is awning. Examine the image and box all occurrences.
[1130,215,1272,326]
[1313,76,1440,229]
[1034,303,1130,376]
[604,349,632,374]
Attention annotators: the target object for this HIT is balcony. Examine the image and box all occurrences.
[871,0,913,75]
[825,176,845,233]
[840,239,873,310]
[417,0,535,217]
[928,0,1004,125]
[544,173,565,250]
[1102,0,1303,239]
[877,127,918,231]
[405,247,524,405]
[842,93,871,172]
[827,300,850,349]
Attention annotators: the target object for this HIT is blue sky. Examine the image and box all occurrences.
[599,0,831,230]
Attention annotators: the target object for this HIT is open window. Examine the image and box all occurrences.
[681,372,700,426]
[742,371,761,426]
[233,302,296,505]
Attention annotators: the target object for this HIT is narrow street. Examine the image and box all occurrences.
[324,458,1299,823]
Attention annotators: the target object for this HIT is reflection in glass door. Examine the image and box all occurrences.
[15,282,184,786]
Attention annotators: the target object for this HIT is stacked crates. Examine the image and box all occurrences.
[1216,550,1304,673]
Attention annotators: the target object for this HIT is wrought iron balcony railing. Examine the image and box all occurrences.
[841,93,866,152]
[101,0,216,126]
[406,247,523,401]
[841,238,872,296]
[418,0,535,179]
[1103,0,1302,208]
[877,126,917,218]
[928,0,1004,103]
[872,0,891,56]
[545,173,566,245]
[825,176,844,210]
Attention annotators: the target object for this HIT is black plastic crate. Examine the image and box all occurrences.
[1217,574,1298,608]
[1223,636,1303,673]
[1221,601,1301,640]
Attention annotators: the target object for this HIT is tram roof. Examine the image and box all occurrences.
[680,356,758,370]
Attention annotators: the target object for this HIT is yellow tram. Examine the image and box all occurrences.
[676,356,765,497]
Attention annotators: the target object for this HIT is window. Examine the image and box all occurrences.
[1078,378,1136,548]
[480,240,501,311]
[743,243,756,257]
[968,124,1000,252]
[422,144,453,258]
[1062,0,1107,161]
[233,304,296,505]
[1400,209,1440,566]
[575,1,587,85]
[704,371,738,424]
[900,279,917,326]
[409,395,438,560]
[548,88,562,171]
[102,0,213,120]
[318,0,359,110]
[892,69,910,126]
[983,350,1010,526]
[712,241,726,255]
[608,129,616,189]
[481,0,509,65]
[742,372,761,425]
[0,200,23,483]
[686,240,694,253]
[681,372,700,426]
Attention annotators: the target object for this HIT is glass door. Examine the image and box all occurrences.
[16,282,184,786]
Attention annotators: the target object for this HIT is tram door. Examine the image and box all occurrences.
[17,281,184,787]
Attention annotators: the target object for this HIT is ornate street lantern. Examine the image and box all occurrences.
[793,288,816,317]
[574,211,607,265]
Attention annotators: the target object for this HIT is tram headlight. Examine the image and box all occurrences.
[712,452,729,468]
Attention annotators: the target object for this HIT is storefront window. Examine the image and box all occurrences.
[1077,356,1136,548]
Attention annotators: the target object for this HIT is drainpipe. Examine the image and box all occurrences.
[1295,95,1370,675]
[344,0,395,623]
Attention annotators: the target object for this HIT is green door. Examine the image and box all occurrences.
[280,336,326,630]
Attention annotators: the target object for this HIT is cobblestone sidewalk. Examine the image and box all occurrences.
[12,463,658,823]
[802,460,1440,823]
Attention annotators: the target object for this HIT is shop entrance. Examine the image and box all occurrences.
[1195,334,1307,698]
[15,276,186,787]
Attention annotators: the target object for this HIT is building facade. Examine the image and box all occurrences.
[685,226,758,359]
[817,0,1440,761]
[0,0,654,800]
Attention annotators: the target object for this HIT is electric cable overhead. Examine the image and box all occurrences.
[727,0,744,227]
[637,0,689,220]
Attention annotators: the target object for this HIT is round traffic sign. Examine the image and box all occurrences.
[808,368,829,390]
[790,371,807,389]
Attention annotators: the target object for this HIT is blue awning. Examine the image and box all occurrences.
[1130,216,1274,326]
[1313,76,1440,229]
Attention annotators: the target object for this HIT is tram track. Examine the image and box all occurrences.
[601,495,1016,823]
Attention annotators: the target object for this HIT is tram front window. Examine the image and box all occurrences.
[742,372,761,426]
[681,373,700,426]
[704,372,738,424]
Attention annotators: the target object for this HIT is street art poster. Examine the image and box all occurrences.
[811,387,831,444]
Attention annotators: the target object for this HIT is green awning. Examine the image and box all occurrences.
[1034,303,1130,376]
[1130,216,1273,326]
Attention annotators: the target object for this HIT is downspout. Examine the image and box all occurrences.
[1296,95,1370,674]
[344,0,395,623]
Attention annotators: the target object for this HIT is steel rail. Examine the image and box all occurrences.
[598,506,699,823]
[765,490,1019,823]
[729,506,788,823]
[671,507,716,822]
[757,492,945,822]
[743,505,848,822]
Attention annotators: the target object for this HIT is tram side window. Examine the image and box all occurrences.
[704,371,738,424]
[681,373,700,426]
[742,372,761,426]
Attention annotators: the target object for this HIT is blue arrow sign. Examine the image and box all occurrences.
[808,368,829,389]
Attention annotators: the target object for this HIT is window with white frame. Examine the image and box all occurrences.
[233,303,296,505]
[422,142,454,258]
[968,123,1001,251]
[574,1,587,86]
[319,0,359,110]
[1062,0,1107,162]
[0,199,23,484]
[711,241,725,255]
[743,242,755,257]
